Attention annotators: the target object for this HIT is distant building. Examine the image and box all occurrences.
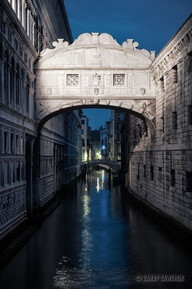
[109,111,126,164]
[91,130,101,160]
[81,115,89,162]
[100,124,110,159]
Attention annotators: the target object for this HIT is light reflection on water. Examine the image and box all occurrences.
[1,168,192,289]
[53,169,131,288]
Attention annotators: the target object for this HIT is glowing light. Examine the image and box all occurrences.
[101,170,105,189]
[96,151,101,160]
[83,195,90,217]
[96,177,100,192]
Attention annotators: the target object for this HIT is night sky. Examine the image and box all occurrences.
[64,0,191,129]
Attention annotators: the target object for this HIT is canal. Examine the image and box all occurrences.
[0,169,192,289]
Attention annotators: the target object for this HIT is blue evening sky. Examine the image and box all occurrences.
[64,0,191,129]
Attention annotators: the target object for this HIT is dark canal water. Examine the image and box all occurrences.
[0,169,192,289]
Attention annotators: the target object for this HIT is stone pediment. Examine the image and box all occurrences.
[37,33,155,69]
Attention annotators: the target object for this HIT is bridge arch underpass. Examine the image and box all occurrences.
[32,104,151,206]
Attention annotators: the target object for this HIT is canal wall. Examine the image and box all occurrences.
[125,15,192,232]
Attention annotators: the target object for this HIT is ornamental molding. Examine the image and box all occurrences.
[36,98,156,122]
[152,15,192,78]
[37,33,155,70]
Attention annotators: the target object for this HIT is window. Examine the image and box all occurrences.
[26,76,30,114]
[186,172,192,192]
[150,166,154,180]
[16,135,19,153]
[171,169,175,187]
[12,161,15,183]
[188,105,192,125]
[81,119,85,124]
[160,76,165,92]
[137,163,140,180]
[144,165,147,178]
[0,162,4,186]
[145,124,148,137]
[16,64,20,107]
[11,133,14,153]
[158,167,162,182]
[172,112,177,129]
[4,131,8,153]
[161,116,164,132]
[16,161,20,181]
[113,74,125,86]
[66,74,79,86]
[4,51,9,105]
[10,57,15,107]
[172,65,178,83]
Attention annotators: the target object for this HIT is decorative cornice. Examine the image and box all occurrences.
[152,14,192,77]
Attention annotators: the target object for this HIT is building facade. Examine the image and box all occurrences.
[81,115,91,162]
[124,15,192,231]
[0,0,81,239]
[109,111,126,163]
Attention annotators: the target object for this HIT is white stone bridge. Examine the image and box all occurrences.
[35,32,156,133]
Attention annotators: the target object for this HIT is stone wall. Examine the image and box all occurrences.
[125,15,192,231]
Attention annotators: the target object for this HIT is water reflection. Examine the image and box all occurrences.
[53,169,131,288]
[1,168,192,289]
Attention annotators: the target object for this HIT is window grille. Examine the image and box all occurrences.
[113,74,125,86]
[66,74,79,86]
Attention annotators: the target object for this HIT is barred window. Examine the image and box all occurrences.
[160,76,165,92]
[137,163,140,180]
[172,65,178,83]
[172,111,177,129]
[144,165,147,178]
[186,172,192,192]
[150,166,154,180]
[171,169,175,187]
[158,167,162,182]
[188,105,192,125]
[66,74,79,86]
[113,74,125,86]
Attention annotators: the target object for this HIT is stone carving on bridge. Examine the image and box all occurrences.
[35,32,156,127]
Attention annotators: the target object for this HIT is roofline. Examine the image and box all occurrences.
[152,13,192,67]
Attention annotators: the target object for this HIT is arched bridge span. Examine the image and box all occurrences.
[83,159,121,173]
[35,33,156,133]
